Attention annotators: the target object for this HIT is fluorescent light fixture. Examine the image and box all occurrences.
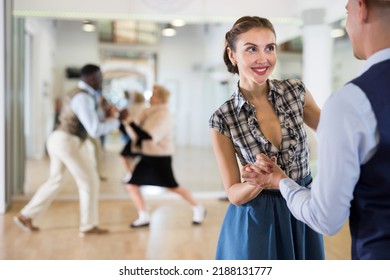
[161,24,176,37]
[171,19,186,27]
[144,90,153,100]
[330,28,345,38]
[82,20,96,32]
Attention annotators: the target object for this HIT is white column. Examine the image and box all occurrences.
[302,8,333,108]
[0,0,13,214]
[0,1,6,213]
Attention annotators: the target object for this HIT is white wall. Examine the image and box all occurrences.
[276,52,303,80]
[332,38,364,91]
[54,20,100,96]
[24,18,57,160]
[0,0,7,213]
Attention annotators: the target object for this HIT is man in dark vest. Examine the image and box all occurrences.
[242,0,390,259]
[14,64,127,237]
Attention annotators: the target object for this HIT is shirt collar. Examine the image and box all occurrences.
[232,88,244,114]
[360,47,390,75]
[268,79,282,96]
[233,79,282,113]
[78,80,96,96]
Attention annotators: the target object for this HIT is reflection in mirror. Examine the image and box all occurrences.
[100,49,157,109]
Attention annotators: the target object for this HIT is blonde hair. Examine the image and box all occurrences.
[133,91,145,103]
[153,85,170,103]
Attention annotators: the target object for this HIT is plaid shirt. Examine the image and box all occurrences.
[209,79,310,181]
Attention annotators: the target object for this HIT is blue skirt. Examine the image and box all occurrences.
[215,175,325,260]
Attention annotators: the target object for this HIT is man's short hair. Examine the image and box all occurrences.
[80,64,100,77]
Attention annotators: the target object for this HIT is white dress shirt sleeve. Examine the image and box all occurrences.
[70,93,120,138]
[279,83,378,235]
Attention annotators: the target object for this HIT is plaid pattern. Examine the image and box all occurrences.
[209,79,310,180]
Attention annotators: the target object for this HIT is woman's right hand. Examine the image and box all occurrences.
[118,109,129,121]
[241,154,288,189]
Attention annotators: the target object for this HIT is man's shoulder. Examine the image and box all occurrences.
[68,87,88,97]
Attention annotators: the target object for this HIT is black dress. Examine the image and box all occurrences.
[124,122,178,188]
[119,123,140,157]
[120,139,141,157]
[128,155,178,188]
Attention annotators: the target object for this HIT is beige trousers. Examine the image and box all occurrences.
[21,130,100,231]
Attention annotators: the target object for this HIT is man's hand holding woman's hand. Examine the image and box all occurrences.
[118,108,129,121]
[241,154,288,190]
[104,104,129,121]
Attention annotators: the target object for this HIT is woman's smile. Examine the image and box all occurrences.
[252,66,269,75]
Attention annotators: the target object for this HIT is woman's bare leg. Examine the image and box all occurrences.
[126,184,149,227]
[168,186,206,224]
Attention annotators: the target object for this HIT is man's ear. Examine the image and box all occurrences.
[358,0,369,22]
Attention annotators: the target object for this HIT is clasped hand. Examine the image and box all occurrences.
[241,154,288,189]
[106,105,128,121]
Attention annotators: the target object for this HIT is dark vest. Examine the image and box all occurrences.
[349,59,390,260]
[56,88,91,141]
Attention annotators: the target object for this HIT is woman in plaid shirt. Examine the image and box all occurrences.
[209,16,324,259]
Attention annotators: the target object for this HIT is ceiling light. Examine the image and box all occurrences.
[161,24,176,37]
[171,19,186,27]
[330,28,346,38]
[82,20,96,32]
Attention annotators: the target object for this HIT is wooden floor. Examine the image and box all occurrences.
[1,200,352,260]
[2,199,226,260]
[0,135,352,260]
